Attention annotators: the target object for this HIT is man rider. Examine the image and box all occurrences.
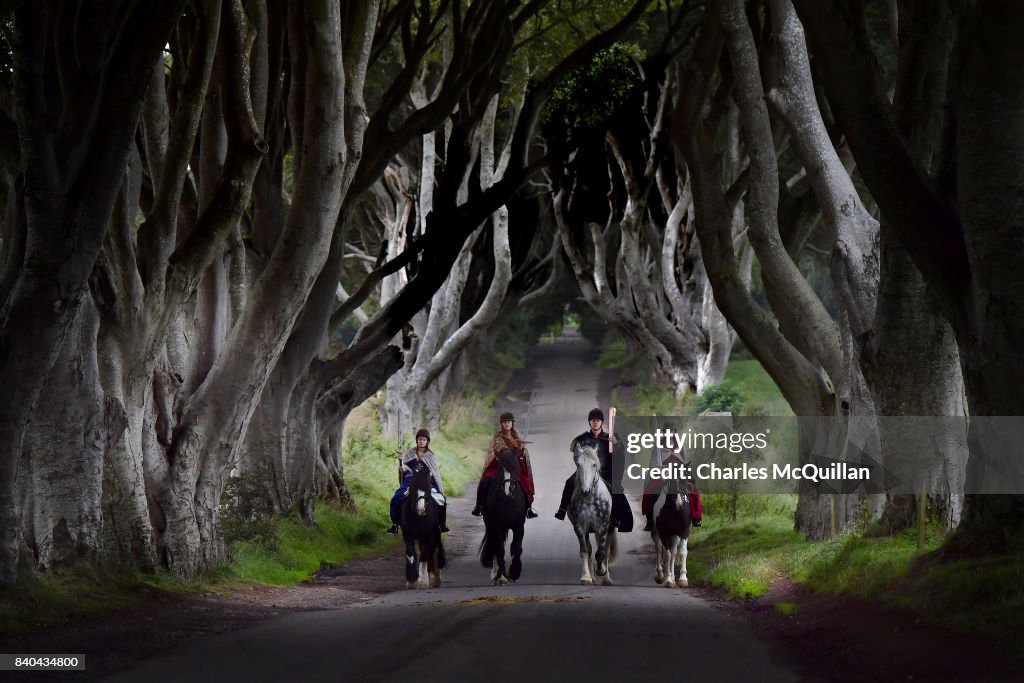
[554,408,633,531]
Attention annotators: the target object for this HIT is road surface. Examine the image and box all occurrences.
[103,331,798,683]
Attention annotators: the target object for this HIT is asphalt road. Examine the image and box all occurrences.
[102,331,798,683]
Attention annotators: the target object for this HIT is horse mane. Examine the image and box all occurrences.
[495,447,521,475]
[573,443,600,463]
[409,463,432,490]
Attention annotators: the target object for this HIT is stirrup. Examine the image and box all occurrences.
[526,507,538,519]
[471,505,483,517]
[386,524,399,535]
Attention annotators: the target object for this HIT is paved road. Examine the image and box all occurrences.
[103,331,798,683]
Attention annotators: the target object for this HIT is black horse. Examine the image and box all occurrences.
[478,448,527,585]
[400,463,447,589]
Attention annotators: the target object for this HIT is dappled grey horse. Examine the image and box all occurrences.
[569,444,617,585]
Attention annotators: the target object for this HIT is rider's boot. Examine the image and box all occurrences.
[472,479,485,517]
[526,505,538,519]
[642,493,659,531]
[440,505,450,533]
[386,524,399,535]
[554,477,573,520]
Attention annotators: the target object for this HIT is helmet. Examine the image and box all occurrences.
[415,428,430,443]
[588,408,604,422]
[499,411,515,423]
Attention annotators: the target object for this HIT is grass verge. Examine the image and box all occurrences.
[688,503,1024,650]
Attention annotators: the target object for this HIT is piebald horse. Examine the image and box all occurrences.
[650,480,690,588]
[400,463,447,589]
[569,444,617,585]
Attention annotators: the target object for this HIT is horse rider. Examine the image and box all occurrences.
[387,428,449,535]
[641,448,703,532]
[471,411,538,519]
[554,408,633,531]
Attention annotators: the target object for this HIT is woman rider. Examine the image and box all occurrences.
[386,428,449,535]
[471,412,538,519]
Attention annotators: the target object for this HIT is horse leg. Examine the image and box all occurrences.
[417,536,430,589]
[576,528,593,585]
[664,537,680,588]
[495,529,509,586]
[404,535,418,589]
[661,541,675,587]
[676,537,689,588]
[594,527,609,579]
[653,532,666,585]
[601,530,615,586]
[428,530,443,588]
[509,522,524,582]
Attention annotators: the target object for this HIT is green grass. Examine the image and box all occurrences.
[688,503,1024,649]
[0,565,150,635]
[723,360,793,416]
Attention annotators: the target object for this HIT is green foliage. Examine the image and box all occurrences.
[723,359,793,417]
[542,43,645,154]
[693,382,746,415]
[219,462,279,551]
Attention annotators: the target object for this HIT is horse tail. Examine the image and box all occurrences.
[607,528,618,566]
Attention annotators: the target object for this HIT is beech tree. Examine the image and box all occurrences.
[0,0,187,584]
[0,0,656,586]
[792,0,1024,547]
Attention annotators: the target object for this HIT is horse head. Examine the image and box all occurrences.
[573,444,601,495]
[410,463,433,517]
[496,448,521,498]
[664,477,687,511]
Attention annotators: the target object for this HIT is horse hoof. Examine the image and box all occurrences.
[676,578,689,588]
[655,572,665,584]
[497,576,509,586]
[580,578,593,585]
[600,576,613,586]
[430,577,441,588]
[663,579,676,588]
[406,581,416,589]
